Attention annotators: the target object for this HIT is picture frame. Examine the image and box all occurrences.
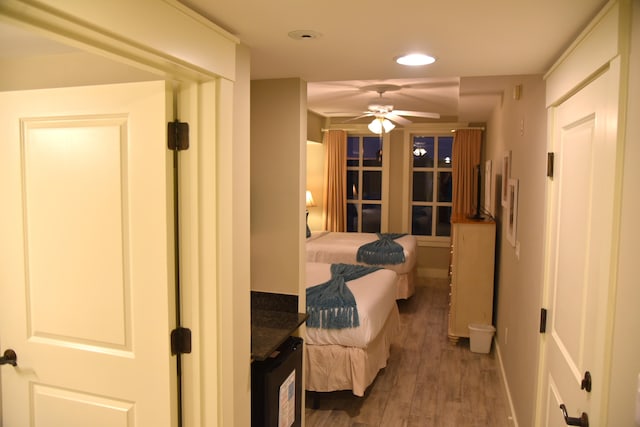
[506,178,518,247]
[484,160,493,215]
[501,151,511,207]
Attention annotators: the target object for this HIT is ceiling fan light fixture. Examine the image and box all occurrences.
[368,118,382,134]
[396,53,436,66]
[368,117,395,134]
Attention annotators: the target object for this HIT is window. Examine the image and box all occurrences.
[410,134,453,237]
[347,135,383,232]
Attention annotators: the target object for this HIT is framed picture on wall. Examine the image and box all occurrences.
[506,178,519,247]
[484,160,493,215]
[501,150,511,207]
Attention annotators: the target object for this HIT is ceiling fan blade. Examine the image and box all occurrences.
[384,113,412,125]
[393,110,441,119]
[343,112,375,122]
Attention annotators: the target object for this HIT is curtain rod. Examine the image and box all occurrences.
[451,127,485,131]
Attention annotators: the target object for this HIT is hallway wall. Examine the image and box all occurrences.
[484,75,547,426]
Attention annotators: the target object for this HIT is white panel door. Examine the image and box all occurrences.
[540,61,620,426]
[0,81,176,426]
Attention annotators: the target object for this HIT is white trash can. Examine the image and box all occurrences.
[468,323,496,354]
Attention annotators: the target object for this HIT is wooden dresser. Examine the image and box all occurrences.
[448,214,496,343]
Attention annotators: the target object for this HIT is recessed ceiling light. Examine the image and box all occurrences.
[288,30,322,40]
[396,53,436,66]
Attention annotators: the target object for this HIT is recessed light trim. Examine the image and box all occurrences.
[396,53,436,66]
[288,30,322,40]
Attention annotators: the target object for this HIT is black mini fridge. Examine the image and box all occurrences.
[251,336,303,427]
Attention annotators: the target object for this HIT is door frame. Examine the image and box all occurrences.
[536,1,630,425]
[0,2,251,426]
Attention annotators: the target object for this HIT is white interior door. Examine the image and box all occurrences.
[0,81,177,426]
[539,61,621,426]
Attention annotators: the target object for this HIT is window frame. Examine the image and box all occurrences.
[345,130,390,233]
[401,124,463,245]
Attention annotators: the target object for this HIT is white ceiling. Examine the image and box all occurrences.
[1,1,608,122]
[180,0,607,122]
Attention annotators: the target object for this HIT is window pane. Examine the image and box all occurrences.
[438,171,452,202]
[347,203,358,232]
[412,171,433,202]
[347,136,359,167]
[363,136,382,167]
[362,204,381,233]
[436,206,452,236]
[413,136,434,168]
[347,170,358,200]
[411,206,432,235]
[362,171,381,200]
[438,136,453,168]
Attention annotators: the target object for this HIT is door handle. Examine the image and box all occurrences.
[0,349,17,366]
[581,371,592,392]
[559,404,589,427]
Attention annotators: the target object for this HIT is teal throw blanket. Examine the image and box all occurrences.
[306,263,381,329]
[357,233,407,265]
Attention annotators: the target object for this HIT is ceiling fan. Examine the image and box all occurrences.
[349,84,441,133]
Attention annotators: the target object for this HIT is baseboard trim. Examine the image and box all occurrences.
[495,341,519,427]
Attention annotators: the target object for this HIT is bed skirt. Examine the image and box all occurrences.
[396,268,415,300]
[304,304,400,397]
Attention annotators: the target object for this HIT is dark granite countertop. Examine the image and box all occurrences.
[251,291,307,361]
[251,309,307,361]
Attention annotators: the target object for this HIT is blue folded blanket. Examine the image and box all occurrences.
[356,233,407,265]
[306,263,381,329]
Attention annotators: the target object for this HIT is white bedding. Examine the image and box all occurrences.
[306,231,417,276]
[305,262,397,348]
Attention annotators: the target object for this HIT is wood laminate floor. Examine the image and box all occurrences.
[304,278,514,427]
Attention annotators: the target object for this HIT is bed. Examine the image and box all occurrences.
[306,231,417,299]
[304,262,400,397]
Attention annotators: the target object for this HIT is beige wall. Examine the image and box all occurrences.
[484,74,547,426]
[416,245,450,278]
[251,78,306,295]
[388,129,405,232]
[306,141,324,232]
[307,110,324,143]
[607,2,640,424]
[306,110,325,232]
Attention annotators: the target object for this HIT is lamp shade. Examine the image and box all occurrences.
[368,117,395,134]
[382,119,395,133]
[305,190,316,207]
[368,118,382,134]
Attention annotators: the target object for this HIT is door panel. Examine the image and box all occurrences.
[541,61,620,426]
[552,118,594,379]
[24,118,131,351]
[0,81,176,426]
[33,384,134,427]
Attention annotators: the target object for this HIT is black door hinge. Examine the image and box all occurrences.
[168,120,189,151]
[547,152,554,178]
[539,308,547,333]
[171,327,192,355]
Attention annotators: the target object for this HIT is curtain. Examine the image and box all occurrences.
[452,129,482,217]
[323,130,347,231]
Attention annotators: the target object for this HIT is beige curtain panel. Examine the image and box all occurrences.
[323,130,347,231]
[452,129,482,217]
